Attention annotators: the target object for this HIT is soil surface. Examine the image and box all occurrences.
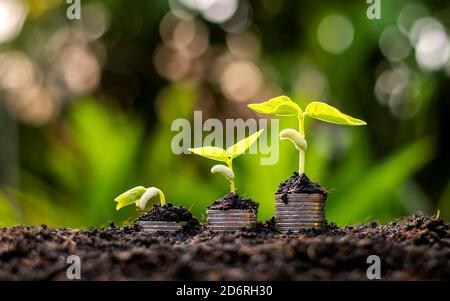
[137,203,196,223]
[277,172,327,197]
[207,193,259,211]
[0,213,448,280]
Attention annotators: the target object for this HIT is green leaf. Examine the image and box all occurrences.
[304,102,366,126]
[227,129,264,159]
[247,96,302,117]
[188,146,229,162]
[115,186,147,210]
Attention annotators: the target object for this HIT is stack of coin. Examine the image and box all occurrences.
[275,193,326,232]
[207,209,257,232]
[137,221,187,233]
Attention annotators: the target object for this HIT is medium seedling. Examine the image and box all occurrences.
[188,129,264,192]
[248,96,366,174]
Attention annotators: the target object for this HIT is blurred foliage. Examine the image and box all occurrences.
[0,0,448,227]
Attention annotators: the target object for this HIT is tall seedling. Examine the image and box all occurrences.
[248,96,366,174]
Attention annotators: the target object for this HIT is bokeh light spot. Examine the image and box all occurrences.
[293,64,328,100]
[413,19,450,71]
[397,3,429,35]
[0,0,27,44]
[226,31,261,59]
[317,15,354,54]
[177,0,238,24]
[220,60,263,102]
[379,26,411,62]
[79,2,110,41]
[0,51,34,91]
[58,45,101,94]
[202,0,238,24]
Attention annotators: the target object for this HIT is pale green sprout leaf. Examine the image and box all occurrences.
[247,95,290,114]
[226,129,264,159]
[304,102,366,126]
[136,187,166,210]
[115,186,147,210]
[272,102,302,117]
[279,129,307,151]
[211,164,235,182]
[247,96,302,117]
[188,146,229,162]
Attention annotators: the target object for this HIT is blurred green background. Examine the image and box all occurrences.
[0,0,449,228]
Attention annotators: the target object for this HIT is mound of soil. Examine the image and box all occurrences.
[207,193,259,211]
[277,172,327,196]
[137,203,195,222]
[0,214,448,280]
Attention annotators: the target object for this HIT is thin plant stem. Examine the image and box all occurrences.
[298,115,305,175]
[227,159,236,192]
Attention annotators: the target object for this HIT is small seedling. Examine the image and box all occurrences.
[114,186,198,233]
[248,96,366,174]
[115,186,166,211]
[188,129,264,192]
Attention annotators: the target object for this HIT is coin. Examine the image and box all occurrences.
[137,221,187,233]
[207,209,257,232]
[274,193,326,232]
[275,208,325,213]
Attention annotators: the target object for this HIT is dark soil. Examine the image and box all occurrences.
[207,192,259,211]
[277,172,327,203]
[137,203,195,223]
[0,213,448,280]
